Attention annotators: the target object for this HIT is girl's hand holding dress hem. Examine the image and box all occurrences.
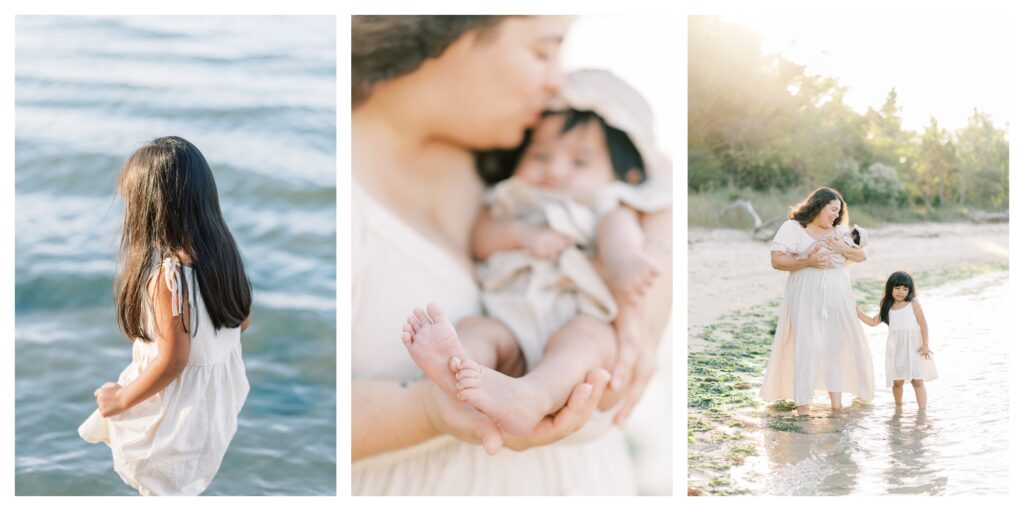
[95,382,126,418]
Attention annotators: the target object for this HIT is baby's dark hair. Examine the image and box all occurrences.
[879,271,916,324]
[475,109,646,186]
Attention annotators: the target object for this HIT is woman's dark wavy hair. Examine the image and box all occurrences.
[789,186,848,227]
[879,271,916,325]
[475,109,647,186]
[115,136,252,342]
[352,15,514,107]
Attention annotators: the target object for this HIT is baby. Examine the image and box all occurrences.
[401,70,671,441]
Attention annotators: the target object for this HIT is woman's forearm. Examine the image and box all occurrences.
[771,252,809,271]
[352,379,437,462]
[638,209,672,343]
[597,207,645,265]
[843,245,867,263]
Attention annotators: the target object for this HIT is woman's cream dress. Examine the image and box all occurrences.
[79,259,249,495]
[352,182,637,495]
[759,219,875,406]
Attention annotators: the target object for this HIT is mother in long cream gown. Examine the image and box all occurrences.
[760,187,874,415]
[351,16,672,494]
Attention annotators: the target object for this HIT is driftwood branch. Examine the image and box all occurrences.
[725,200,786,240]
[967,209,1008,223]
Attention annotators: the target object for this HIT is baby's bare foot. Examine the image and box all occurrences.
[402,303,465,398]
[453,359,554,436]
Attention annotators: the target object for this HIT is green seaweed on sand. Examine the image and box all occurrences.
[767,416,803,432]
[767,400,796,412]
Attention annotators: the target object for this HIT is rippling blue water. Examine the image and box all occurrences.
[15,16,336,495]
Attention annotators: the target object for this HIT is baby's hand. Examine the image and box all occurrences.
[95,382,126,418]
[522,227,574,260]
[823,236,847,254]
[604,247,659,306]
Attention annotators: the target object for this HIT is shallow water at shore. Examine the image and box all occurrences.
[735,272,1008,495]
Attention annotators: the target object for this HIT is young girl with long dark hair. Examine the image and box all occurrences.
[79,136,253,495]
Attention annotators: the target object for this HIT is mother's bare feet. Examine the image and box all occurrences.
[402,303,466,398]
[453,359,554,436]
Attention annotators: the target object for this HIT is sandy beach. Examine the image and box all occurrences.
[687,221,1009,495]
[688,222,1009,352]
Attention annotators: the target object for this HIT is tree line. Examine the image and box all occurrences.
[688,16,1009,211]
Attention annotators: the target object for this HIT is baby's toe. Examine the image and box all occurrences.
[413,307,431,325]
[425,302,447,324]
[456,376,482,390]
[456,367,481,380]
[406,314,421,332]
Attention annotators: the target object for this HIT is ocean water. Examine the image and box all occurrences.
[14,16,336,495]
[735,272,1009,495]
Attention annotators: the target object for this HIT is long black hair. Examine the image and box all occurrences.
[879,271,916,325]
[116,136,252,341]
[790,186,847,227]
[475,109,647,186]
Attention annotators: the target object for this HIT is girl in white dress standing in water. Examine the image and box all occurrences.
[79,136,253,495]
[857,271,937,408]
[760,187,875,415]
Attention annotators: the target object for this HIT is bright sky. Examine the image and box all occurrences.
[728,15,1010,133]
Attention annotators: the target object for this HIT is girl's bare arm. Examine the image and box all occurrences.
[912,298,929,347]
[98,269,191,417]
[857,307,881,326]
[241,310,252,333]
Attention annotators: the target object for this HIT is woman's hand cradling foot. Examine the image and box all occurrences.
[420,381,504,455]
[423,368,611,455]
[502,368,611,451]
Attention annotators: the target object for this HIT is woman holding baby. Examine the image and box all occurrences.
[760,186,875,415]
[350,15,672,495]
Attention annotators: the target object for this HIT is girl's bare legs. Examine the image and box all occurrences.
[456,315,617,435]
[892,380,905,405]
[828,391,842,411]
[796,404,810,416]
[910,379,926,409]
